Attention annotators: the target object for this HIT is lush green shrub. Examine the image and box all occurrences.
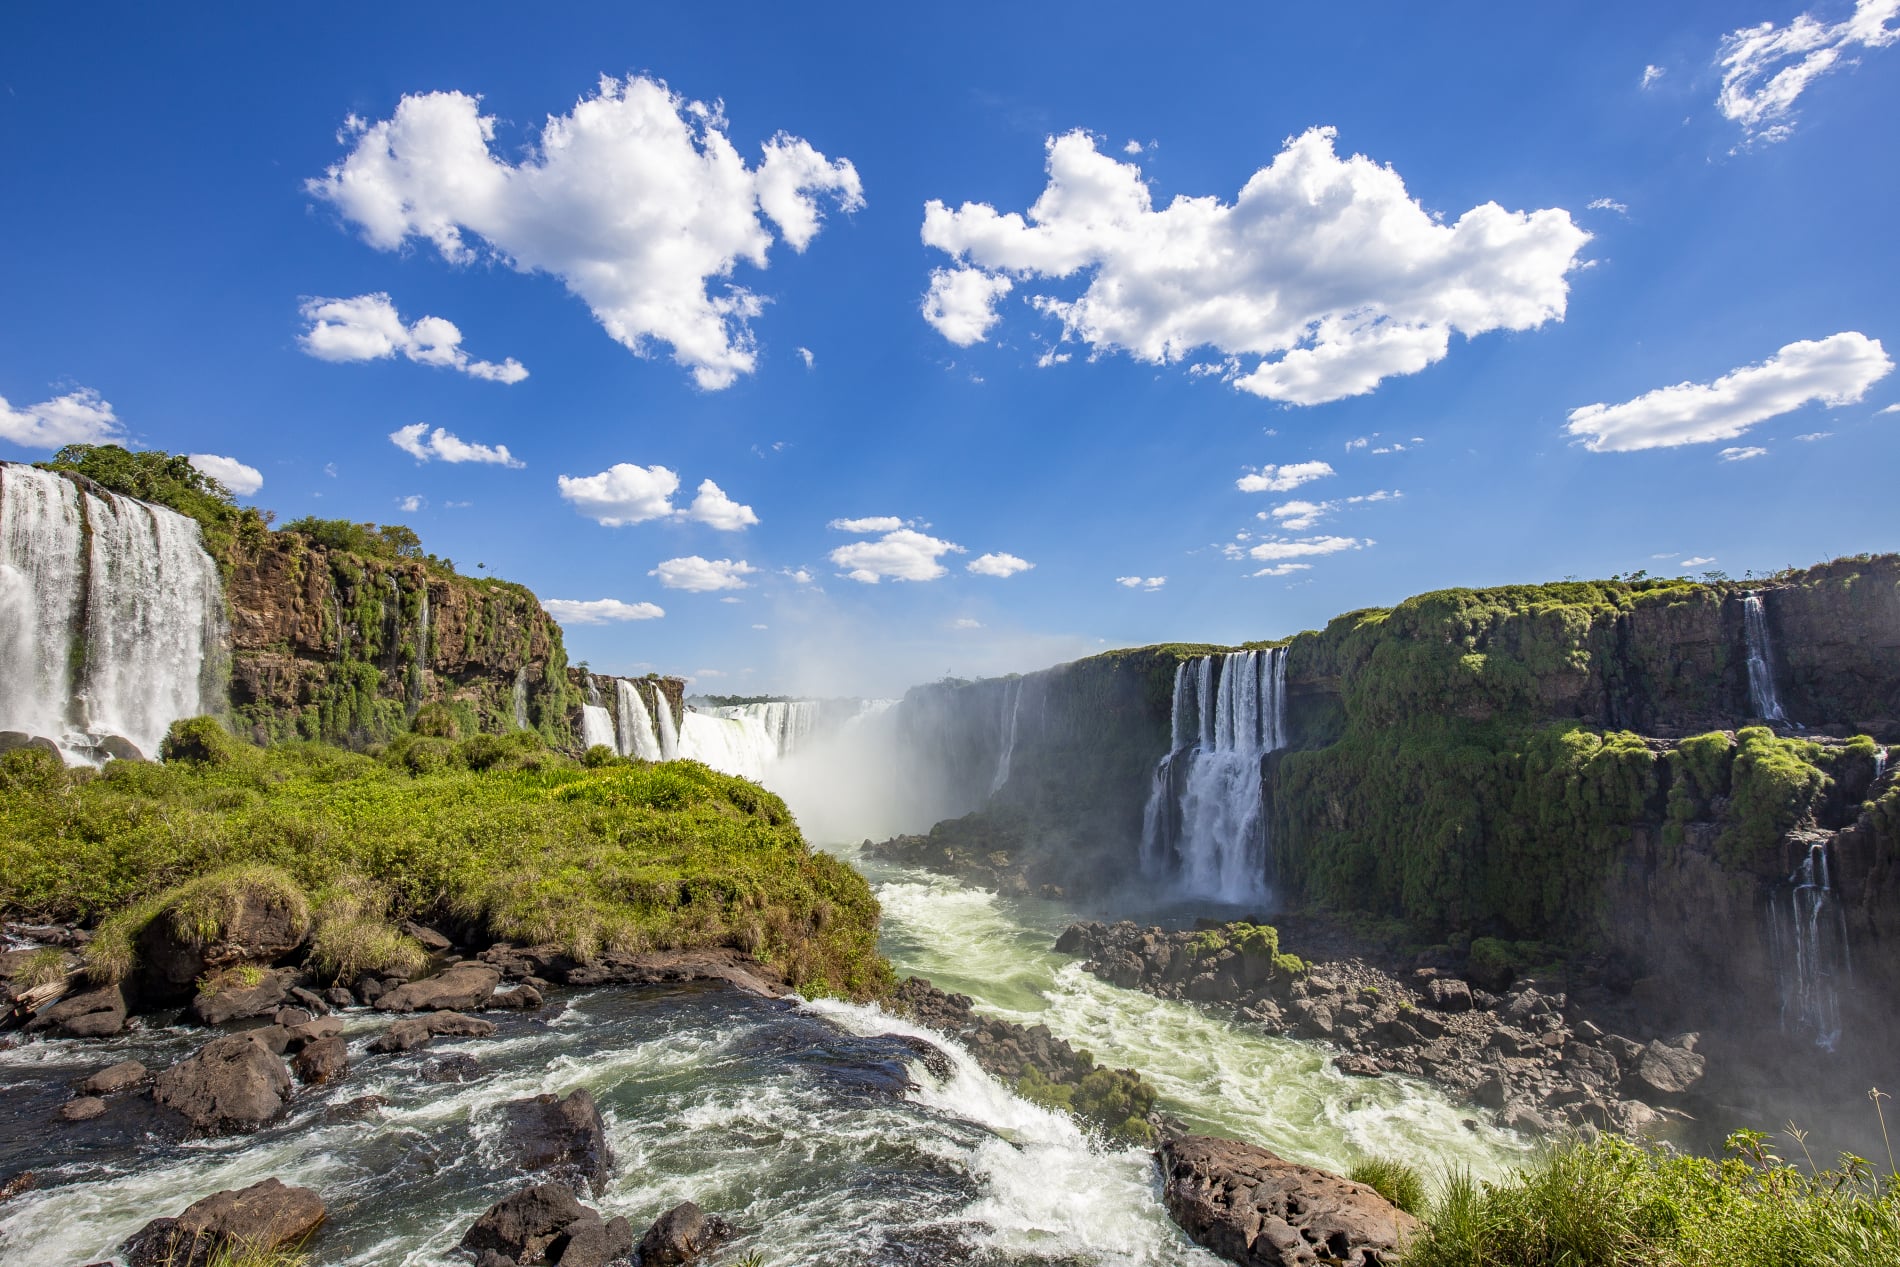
[306,875,429,984]
[1721,727,1830,866]
[2,727,890,1000]
[1403,1131,1900,1267]
[1349,1155,1426,1215]
[1015,1064,1157,1144]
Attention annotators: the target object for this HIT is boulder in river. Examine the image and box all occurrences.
[503,1088,614,1195]
[637,1200,733,1266]
[187,967,295,1025]
[375,961,500,1013]
[152,1032,293,1133]
[460,1183,593,1262]
[59,1096,107,1122]
[1630,1034,1706,1097]
[133,875,310,1004]
[24,983,127,1038]
[1159,1134,1420,1267]
[369,1010,496,1053]
[121,1177,325,1267]
[293,1034,349,1085]
[78,1059,148,1095]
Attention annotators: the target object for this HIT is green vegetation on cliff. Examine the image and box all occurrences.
[40,443,271,565]
[1406,1130,1899,1266]
[0,719,891,1000]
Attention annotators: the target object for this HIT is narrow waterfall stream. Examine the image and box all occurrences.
[1742,594,1790,723]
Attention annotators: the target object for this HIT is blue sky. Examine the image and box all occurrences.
[3,2,1897,695]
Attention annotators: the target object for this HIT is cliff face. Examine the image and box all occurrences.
[224,532,581,747]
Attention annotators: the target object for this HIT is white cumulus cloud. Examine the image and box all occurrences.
[1248,535,1366,561]
[920,127,1588,404]
[0,387,125,449]
[1643,64,1668,88]
[298,293,527,383]
[1717,0,1900,143]
[390,423,524,467]
[828,516,906,533]
[1253,563,1314,578]
[1267,499,1331,530]
[1237,460,1335,493]
[650,556,756,591]
[542,597,665,624]
[188,453,264,496]
[1588,197,1630,215]
[558,463,681,526]
[687,479,758,531]
[1115,575,1167,590]
[953,617,985,629]
[830,528,964,583]
[397,494,426,513]
[1721,445,1769,461]
[1680,556,1717,568]
[921,267,1014,346]
[1565,332,1892,452]
[967,552,1034,577]
[1879,403,1900,415]
[309,76,863,390]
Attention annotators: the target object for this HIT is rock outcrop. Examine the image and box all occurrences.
[152,1032,294,1133]
[369,1010,496,1053]
[121,1178,325,1267]
[374,961,500,1013]
[24,983,126,1038]
[1159,1134,1419,1267]
[459,1183,640,1266]
[502,1088,614,1196]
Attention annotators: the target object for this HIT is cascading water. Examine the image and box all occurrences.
[615,679,664,761]
[407,581,430,716]
[511,667,530,730]
[705,700,822,760]
[1769,840,1852,1051]
[1140,649,1287,903]
[991,678,1024,797]
[0,464,226,761]
[1874,745,1889,785]
[1743,594,1789,723]
[579,703,616,752]
[654,691,680,760]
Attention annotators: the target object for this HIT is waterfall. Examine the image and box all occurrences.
[0,464,226,762]
[1139,648,1287,902]
[1770,840,1852,1051]
[408,581,430,715]
[511,667,530,730]
[1874,746,1888,786]
[1742,594,1789,723]
[677,710,776,781]
[654,690,680,760]
[704,700,823,760]
[579,704,616,752]
[615,679,664,761]
[991,678,1024,796]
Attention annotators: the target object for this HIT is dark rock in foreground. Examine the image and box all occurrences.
[24,983,127,1038]
[1159,1134,1419,1267]
[152,1032,293,1133]
[459,1183,594,1262]
[375,961,501,1013]
[79,1058,148,1095]
[121,1177,325,1267]
[187,967,295,1025]
[369,1010,496,1053]
[638,1200,731,1266]
[503,1087,614,1195]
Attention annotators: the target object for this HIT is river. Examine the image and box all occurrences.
[0,849,1530,1265]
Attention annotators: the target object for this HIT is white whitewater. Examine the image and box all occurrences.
[705,700,822,760]
[0,465,226,761]
[511,667,530,730]
[579,704,616,752]
[1874,746,1888,785]
[615,679,664,761]
[407,581,430,715]
[654,690,680,760]
[1771,840,1853,1051]
[1140,649,1287,903]
[1743,594,1789,723]
[677,710,776,781]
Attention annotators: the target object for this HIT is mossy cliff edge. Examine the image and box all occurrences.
[908,557,1900,1047]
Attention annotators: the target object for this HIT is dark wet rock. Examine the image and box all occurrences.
[503,1088,613,1195]
[328,1094,388,1120]
[891,976,1090,1085]
[1630,1035,1706,1096]
[273,1005,314,1028]
[1334,1053,1384,1078]
[152,1033,293,1133]
[244,1024,294,1056]
[1160,1134,1420,1267]
[369,1010,496,1053]
[60,1096,108,1122]
[1426,978,1473,1012]
[133,889,308,1005]
[187,967,295,1025]
[461,1183,592,1262]
[79,1059,148,1095]
[420,1052,481,1083]
[285,1015,344,1049]
[289,985,331,1014]
[551,1214,635,1267]
[479,944,788,998]
[401,921,455,953]
[488,984,545,1010]
[25,983,127,1038]
[293,1035,349,1085]
[637,1201,733,1267]
[374,961,500,1013]
[474,1253,517,1267]
[0,1170,36,1204]
[324,985,357,1009]
[121,1177,325,1267]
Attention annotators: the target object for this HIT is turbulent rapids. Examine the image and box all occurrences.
[1,847,1530,1266]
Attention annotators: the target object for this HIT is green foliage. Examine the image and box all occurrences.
[1015,1064,1158,1144]
[3,729,889,1000]
[281,516,424,562]
[15,946,71,991]
[161,716,247,765]
[411,702,462,739]
[39,443,270,564]
[1349,1155,1426,1216]
[1721,727,1830,865]
[1403,1132,1900,1267]
[198,963,267,995]
[307,875,429,983]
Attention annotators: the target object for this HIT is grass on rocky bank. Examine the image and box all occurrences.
[1400,1125,1900,1266]
[0,718,891,1001]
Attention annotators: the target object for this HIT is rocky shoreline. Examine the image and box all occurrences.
[1057,919,1704,1141]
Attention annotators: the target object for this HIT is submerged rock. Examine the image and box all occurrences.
[369,1010,496,1053]
[502,1087,614,1195]
[78,1059,148,1095]
[121,1177,325,1267]
[1159,1134,1420,1267]
[152,1032,293,1133]
[374,961,500,1013]
[59,1095,107,1122]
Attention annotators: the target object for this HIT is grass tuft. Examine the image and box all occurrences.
[1349,1154,1426,1216]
